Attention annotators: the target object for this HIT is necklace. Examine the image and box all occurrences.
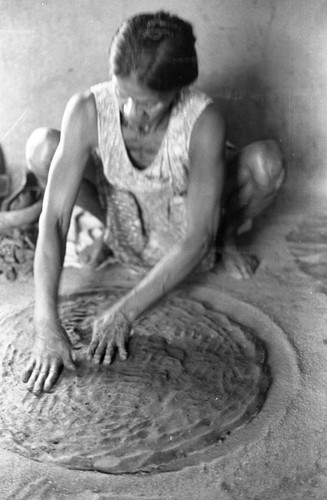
[138,123,150,136]
[120,101,174,139]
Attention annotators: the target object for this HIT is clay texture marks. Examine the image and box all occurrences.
[287,214,327,288]
[0,289,270,473]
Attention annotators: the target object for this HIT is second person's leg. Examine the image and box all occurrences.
[220,139,285,279]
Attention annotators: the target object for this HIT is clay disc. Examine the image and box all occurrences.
[0,288,270,473]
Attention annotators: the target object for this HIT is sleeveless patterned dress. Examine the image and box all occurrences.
[91,80,232,269]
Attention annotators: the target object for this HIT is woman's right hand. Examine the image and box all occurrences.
[22,319,76,396]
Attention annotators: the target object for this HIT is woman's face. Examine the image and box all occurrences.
[113,73,178,129]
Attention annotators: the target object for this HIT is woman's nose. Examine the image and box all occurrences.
[123,98,142,120]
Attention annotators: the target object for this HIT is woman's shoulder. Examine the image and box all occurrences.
[177,86,213,113]
[172,86,214,131]
[90,81,116,112]
[64,90,98,126]
[90,80,113,95]
[171,86,222,149]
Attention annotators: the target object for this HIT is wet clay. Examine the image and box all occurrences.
[0,289,270,473]
[287,214,327,290]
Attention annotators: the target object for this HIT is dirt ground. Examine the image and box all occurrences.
[1,181,327,500]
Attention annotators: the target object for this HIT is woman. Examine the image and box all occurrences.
[23,11,284,395]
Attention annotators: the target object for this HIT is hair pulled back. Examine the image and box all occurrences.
[109,11,198,92]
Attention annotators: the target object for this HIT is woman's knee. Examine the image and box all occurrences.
[226,139,286,223]
[240,140,285,193]
[25,127,60,187]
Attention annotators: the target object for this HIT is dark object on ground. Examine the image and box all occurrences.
[0,225,38,281]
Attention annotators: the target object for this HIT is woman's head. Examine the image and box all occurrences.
[109,11,198,92]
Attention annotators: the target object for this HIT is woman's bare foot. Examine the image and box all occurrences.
[216,221,259,280]
[220,247,259,280]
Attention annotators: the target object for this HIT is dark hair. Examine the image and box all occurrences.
[109,11,198,92]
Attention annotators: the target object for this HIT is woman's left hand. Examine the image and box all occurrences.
[88,307,132,365]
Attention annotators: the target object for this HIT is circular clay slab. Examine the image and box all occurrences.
[0,288,272,474]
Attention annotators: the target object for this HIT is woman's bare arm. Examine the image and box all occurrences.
[23,92,98,394]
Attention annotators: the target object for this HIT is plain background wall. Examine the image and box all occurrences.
[1,0,326,196]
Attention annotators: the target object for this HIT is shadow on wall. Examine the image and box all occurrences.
[206,72,278,147]
[202,59,290,164]
[0,147,9,204]
[0,147,6,174]
[200,1,327,194]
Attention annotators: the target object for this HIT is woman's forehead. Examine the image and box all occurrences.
[113,74,175,102]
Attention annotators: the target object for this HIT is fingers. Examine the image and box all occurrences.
[33,367,50,396]
[91,339,128,365]
[89,336,128,365]
[88,339,99,358]
[91,339,116,365]
[43,365,63,392]
[24,361,42,392]
[102,343,115,365]
[23,362,65,395]
[23,352,73,395]
[24,361,50,395]
[88,320,113,364]
[88,311,131,365]
[117,337,128,361]
[22,359,36,383]
[92,342,107,365]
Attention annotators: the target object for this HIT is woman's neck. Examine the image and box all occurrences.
[121,103,173,138]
